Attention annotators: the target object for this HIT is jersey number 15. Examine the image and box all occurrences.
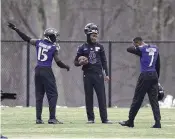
[37,47,48,61]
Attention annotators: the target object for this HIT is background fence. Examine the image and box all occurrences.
[1,40,175,107]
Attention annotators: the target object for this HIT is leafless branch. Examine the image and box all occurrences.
[104,5,124,32]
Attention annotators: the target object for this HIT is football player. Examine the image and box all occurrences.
[8,22,70,124]
[119,37,161,128]
[74,23,112,124]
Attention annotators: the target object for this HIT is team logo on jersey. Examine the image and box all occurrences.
[89,51,97,64]
[95,47,100,51]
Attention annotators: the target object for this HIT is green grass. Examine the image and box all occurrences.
[1,107,175,138]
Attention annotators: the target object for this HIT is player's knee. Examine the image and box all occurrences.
[47,92,58,98]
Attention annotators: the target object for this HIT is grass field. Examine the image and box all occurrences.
[1,107,175,138]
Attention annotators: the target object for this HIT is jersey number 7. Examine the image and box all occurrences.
[149,51,155,67]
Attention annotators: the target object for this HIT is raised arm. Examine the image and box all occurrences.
[8,22,38,46]
[127,46,142,56]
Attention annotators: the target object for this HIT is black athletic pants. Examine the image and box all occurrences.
[35,67,58,120]
[129,71,161,122]
[83,71,108,122]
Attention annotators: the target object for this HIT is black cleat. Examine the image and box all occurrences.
[102,120,113,124]
[86,120,95,124]
[119,120,134,127]
[151,123,161,128]
[48,119,63,124]
[36,119,44,124]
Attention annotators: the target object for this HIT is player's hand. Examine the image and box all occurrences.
[79,61,88,65]
[65,65,70,71]
[8,22,17,30]
[104,76,110,81]
[78,56,88,65]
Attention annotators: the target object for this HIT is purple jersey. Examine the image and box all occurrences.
[138,44,158,72]
[35,40,58,67]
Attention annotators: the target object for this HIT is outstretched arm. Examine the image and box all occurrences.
[8,22,38,46]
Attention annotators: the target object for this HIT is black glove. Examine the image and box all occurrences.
[8,22,17,30]
[66,65,70,71]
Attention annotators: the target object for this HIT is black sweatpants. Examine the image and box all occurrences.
[35,67,58,120]
[129,71,161,122]
[83,71,108,122]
